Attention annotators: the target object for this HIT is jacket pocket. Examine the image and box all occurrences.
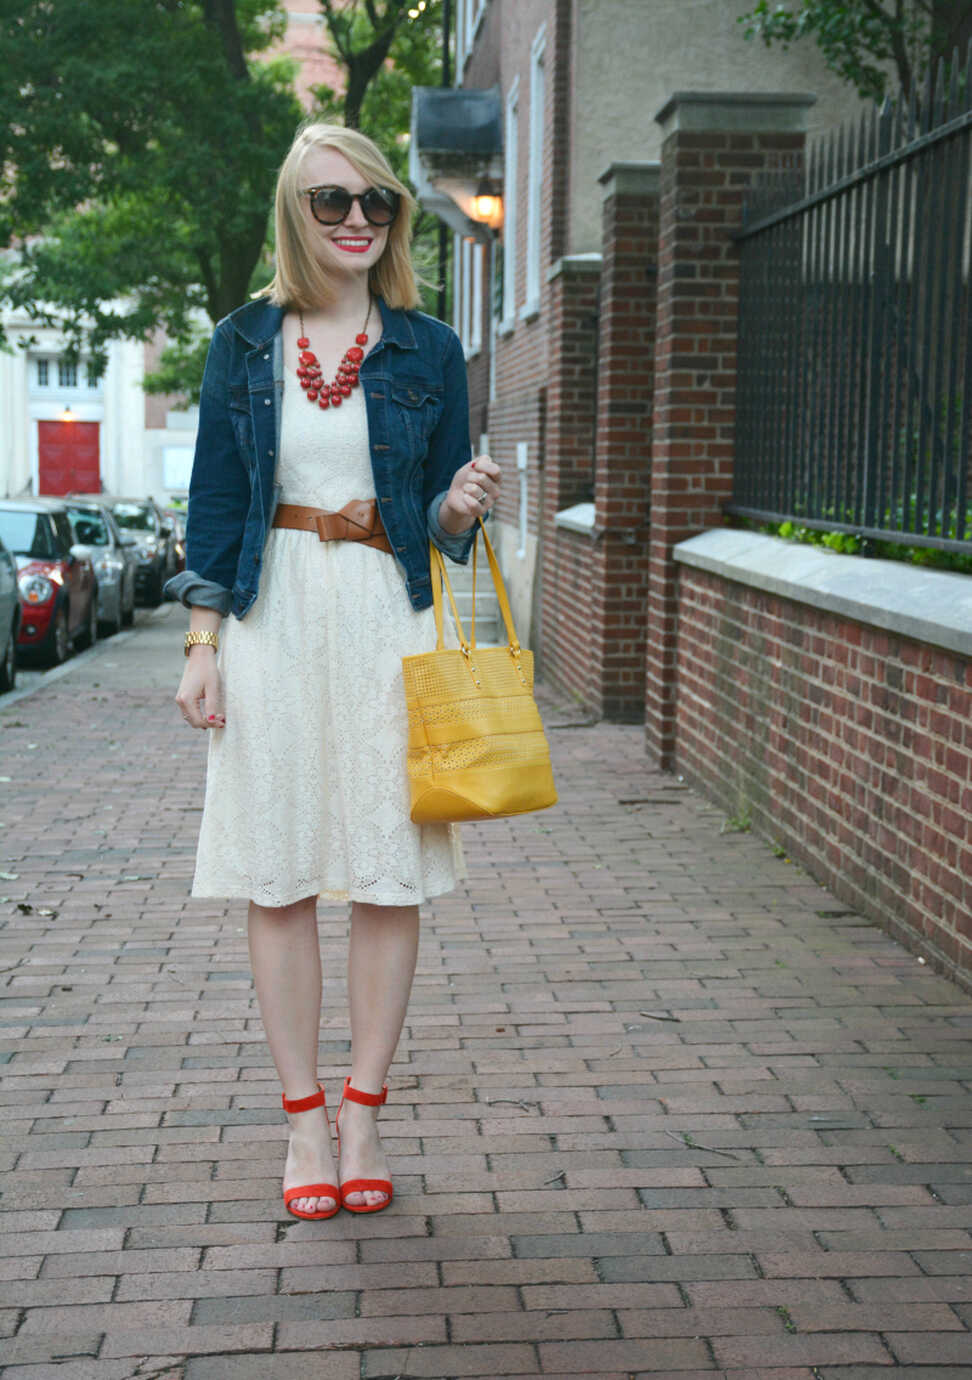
[390,382,444,460]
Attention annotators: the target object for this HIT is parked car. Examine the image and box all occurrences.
[0,498,98,666]
[0,531,20,692]
[163,508,187,584]
[70,495,178,606]
[65,499,137,635]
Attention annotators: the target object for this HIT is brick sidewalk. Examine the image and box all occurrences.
[1,603,970,1379]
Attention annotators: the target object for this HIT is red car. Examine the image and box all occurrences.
[0,498,98,666]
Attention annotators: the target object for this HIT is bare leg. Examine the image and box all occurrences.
[247,895,336,1216]
[340,900,420,1208]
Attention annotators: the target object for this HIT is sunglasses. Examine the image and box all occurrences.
[301,184,401,228]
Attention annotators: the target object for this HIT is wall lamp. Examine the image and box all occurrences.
[470,177,503,229]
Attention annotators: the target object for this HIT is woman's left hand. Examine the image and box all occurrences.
[438,454,501,533]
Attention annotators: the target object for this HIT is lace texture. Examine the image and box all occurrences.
[191,365,464,908]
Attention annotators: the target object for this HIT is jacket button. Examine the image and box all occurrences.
[264,398,271,406]
[268,449,274,457]
[263,353,269,361]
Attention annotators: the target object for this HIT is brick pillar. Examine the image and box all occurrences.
[591,162,660,721]
[537,254,601,699]
[645,92,814,767]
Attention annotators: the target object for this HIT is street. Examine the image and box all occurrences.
[0,603,970,1377]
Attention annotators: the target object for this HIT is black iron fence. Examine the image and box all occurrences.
[731,43,972,554]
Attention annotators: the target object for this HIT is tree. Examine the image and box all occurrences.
[0,0,447,401]
[312,0,445,305]
[738,0,972,101]
[0,0,303,389]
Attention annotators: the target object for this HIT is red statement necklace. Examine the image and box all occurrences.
[296,300,371,409]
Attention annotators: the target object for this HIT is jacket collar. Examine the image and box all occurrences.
[229,294,417,351]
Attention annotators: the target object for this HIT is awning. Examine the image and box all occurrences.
[409,86,504,242]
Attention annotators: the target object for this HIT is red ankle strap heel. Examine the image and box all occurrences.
[281,1082,340,1221]
[336,1077,393,1214]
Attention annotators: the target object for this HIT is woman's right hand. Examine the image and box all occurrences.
[176,648,225,730]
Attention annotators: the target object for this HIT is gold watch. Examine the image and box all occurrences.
[184,630,219,656]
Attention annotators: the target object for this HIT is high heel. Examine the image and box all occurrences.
[335,1076,393,1214]
[281,1082,340,1220]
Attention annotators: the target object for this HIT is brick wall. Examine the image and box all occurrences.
[460,0,563,624]
[536,258,600,701]
[590,165,658,719]
[646,94,812,765]
[675,565,972,979]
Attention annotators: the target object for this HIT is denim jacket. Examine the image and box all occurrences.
[165,295,476,617]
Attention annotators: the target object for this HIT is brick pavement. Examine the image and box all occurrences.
[1,601,971,1379]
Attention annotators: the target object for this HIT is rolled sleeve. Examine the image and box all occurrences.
[163,569,232,614]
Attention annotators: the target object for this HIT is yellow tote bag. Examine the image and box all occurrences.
[402,519,558,824]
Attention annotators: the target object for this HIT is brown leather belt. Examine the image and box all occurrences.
[272,499,393,554]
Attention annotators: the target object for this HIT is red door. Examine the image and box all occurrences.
[37,420,100,495]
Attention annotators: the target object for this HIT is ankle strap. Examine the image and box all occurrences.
[282,1082,326,1113]
[342,1076,388,1107]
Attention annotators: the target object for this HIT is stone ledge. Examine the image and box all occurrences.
[554,502,596,536]
[598,161,661,198]
[656,90,817,136]
[674,528,972,659]
[547,253,602,282]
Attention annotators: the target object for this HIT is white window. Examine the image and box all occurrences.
[502,77,519,329]
[470,241,483,355]
[516,442,529,557]
[523,26,546,317]
[456,238,483,358]
[86,362,100,389]
[36,359,49,387]
[452,231,462,335]
[58,360,78,388]
[462,237,473,350]
[457,0,486,67]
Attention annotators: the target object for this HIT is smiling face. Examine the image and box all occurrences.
[298,146,392,281]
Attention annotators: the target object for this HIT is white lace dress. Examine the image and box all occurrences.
[190,365,465,907]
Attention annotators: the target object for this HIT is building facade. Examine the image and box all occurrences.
[416,0,879,714]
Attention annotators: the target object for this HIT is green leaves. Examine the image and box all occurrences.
[738,1,971,101]
[0,0,445,395]
[0,0,301,395]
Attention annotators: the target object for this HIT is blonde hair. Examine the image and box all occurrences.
[259,122,420,310]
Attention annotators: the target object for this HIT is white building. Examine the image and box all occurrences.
[0,306,198,501]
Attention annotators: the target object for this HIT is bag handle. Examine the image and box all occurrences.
[431,542,469,650]
[430,518,521,654]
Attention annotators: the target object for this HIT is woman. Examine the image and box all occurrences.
[168,121,500,1220]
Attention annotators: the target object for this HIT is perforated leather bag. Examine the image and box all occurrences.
[402,520,558,823]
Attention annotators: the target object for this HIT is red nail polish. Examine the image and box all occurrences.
[208,715,216,721]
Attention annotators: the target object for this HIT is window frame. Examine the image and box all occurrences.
[522,24,547,320]
[500,76,520,333]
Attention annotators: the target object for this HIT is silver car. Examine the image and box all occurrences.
[65,500,137,636]
[0,530,19,692]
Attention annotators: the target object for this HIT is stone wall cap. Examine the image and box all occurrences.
[597,160,661,184]
[656,90,817,134]
[674,528,972,658]
[547,253,603,282]
[598,161,661,199]
[554,501,596,535]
